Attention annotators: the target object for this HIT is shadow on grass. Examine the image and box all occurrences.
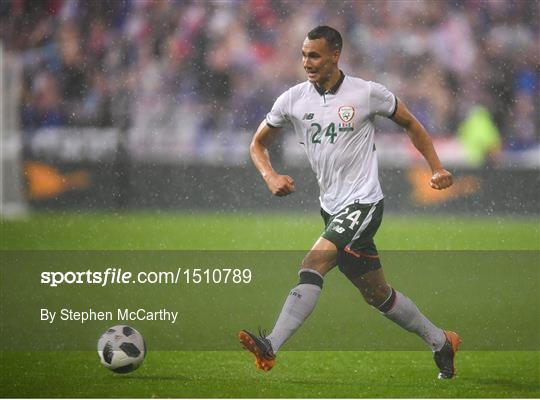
[277,379,340,386]
[118,375,191,381]
[461,377,540,394]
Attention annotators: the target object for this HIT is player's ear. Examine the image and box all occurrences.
[333,50,340,63]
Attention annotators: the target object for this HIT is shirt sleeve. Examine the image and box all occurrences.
[266,90,290,128]
[368,81,397,118]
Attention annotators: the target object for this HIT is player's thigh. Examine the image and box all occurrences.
[301,236,338,277]
[321,200,385,279]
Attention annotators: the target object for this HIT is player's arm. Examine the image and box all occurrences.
[391,98,453,190]
[250,119,295,196]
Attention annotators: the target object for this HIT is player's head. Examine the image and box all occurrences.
[307,26,343,52]
[302,26,342,85]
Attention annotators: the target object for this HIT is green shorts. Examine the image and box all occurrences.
[320,199,384,278]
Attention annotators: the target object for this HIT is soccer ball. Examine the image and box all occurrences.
[97,325,146,373]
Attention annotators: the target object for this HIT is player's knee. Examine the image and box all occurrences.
[361,284,390,307]
[300,251,335,276]
[297,268,324,289]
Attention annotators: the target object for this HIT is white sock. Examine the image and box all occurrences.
[383,289,446,351]
[267,270,322,353]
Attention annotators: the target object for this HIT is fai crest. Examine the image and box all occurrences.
[338,106,355,123]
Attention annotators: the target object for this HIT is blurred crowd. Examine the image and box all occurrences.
[1,0,538,150]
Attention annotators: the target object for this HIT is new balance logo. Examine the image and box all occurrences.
[302,113,314,120]
[332,226,345,234]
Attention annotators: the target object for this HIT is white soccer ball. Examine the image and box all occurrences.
[97,325,146,373]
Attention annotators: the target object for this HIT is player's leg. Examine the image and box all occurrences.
[337,200,446,349]
[239,236,337,371]
[347,266,448,350]
[337,200,461,378]
[265,236,337,352]
[345,265,461,378]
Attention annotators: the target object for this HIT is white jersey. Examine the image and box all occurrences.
[266,72,397,214]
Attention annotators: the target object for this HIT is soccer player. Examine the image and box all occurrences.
[239,26,461,379]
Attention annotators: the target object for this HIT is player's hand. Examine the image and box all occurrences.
[264,173,295,196]
[430,168,453,190]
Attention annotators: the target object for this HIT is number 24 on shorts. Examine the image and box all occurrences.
[333,208,362,230]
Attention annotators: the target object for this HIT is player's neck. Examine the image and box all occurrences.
[317,68,342,92]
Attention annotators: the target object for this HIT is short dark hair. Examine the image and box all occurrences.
[307,26,342,52]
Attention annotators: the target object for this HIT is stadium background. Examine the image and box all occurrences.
[1,0,538,214]
[1,0,539,398]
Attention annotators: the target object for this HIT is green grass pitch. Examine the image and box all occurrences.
[1,212,539,398]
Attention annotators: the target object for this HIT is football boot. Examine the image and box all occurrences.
[434,330,462,379]
[238,329,276,371]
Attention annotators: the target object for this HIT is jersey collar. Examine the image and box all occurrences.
[312,70,345,96]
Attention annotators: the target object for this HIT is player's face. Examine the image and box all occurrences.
[301,37,339,86]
